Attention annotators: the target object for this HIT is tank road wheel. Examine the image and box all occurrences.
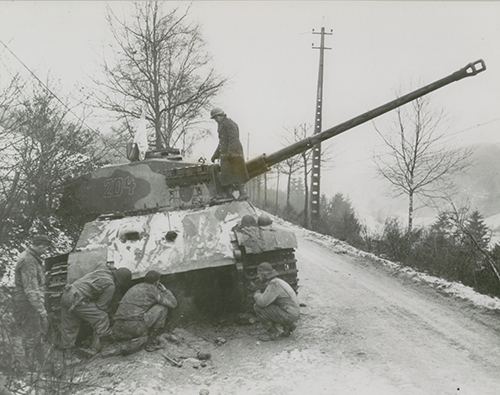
[44,253,69,343]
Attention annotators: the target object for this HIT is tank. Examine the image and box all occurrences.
[45,60,485,324]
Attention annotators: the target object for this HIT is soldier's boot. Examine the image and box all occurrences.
[77,333,102,358]
[145,330,163,352]
[120,336,149,356]
[257,321,282,342]
[100,333,117,347]
[90,334,102,353]
[282,322,297,337]
[61,349,82,367]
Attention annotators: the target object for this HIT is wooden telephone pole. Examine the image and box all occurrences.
[309,26,332,230]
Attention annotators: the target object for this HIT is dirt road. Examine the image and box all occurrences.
[80,232,500,395]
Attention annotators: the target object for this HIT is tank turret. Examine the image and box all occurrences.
[60,60,485,220]
[47,60,485,327]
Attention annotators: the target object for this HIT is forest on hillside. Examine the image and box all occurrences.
[248,163,500,299]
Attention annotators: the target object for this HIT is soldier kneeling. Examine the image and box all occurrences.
[60,267,132,356]
[112,270,177,352]
[253,262,300,341]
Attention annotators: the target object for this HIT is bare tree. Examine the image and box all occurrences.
[0,75,27,240]
[0,85,100,238]
[374,97,471,233]
[274,168,280,213]
[278,159,301,210]
[96,2,225,151]
[294,124,313,227]
[283,123,333,227]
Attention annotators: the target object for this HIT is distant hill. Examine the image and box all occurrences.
[358,142,500,233]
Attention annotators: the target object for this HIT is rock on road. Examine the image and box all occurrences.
[80,231,500,395]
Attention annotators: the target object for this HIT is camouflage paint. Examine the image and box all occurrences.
[72,201,253,278]
[66,247,108,283]
[70,201,297,279]
[63,159,211,215]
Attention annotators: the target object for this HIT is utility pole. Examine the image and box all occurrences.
[246,131,250,160]
[309,26,332,230]
[264,172,268,207]
[275,168,280,214]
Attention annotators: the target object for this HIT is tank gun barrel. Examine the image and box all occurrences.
[246,59,486,178]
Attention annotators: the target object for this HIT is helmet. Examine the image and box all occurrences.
[32,234,51,246]
[210,107,225,119]
[257,262,279,280]
[240,214,257,227]
[114,267,132,288]
[257,214,273,227]
[144,270,161,284]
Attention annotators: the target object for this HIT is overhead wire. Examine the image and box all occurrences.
[317,118,500,169]
[0,39,126,159]
[441,117,500,143]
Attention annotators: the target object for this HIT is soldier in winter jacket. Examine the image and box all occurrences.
[210,107,249,199]
[112,270,177,351]
[253,262,300,341]
[13,234,51,365]
[59,267,131,354]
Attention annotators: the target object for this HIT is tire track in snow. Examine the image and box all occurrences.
[295,235,500,394]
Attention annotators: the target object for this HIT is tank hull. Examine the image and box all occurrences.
[46,201,299,323]
[71,200,296,277]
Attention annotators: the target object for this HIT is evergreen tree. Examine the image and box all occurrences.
[464,210,490,250]
[318,193,363,247]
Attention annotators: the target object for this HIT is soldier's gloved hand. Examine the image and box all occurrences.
[40,314,49,336]
[248,281,258,292]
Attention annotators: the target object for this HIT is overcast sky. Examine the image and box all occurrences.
[1,1,499,223]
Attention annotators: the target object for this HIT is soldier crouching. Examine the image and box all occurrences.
[253,262,300,341]
[59,267,132,355]
[112,270,177,352]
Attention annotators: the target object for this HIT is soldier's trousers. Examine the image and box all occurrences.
[112,305,168,340]
[60,288,111,349]
[12,300,45,367]
[254,304,299,329]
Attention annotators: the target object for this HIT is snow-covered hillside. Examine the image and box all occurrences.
[272,215,500,312]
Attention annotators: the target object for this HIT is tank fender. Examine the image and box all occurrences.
[233,225,297,254]
[67,246,109,283]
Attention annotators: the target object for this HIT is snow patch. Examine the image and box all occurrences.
[259,209,500,312]
[272,348,320,365]
[0,217,75,286]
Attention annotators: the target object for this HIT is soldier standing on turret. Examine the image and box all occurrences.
[210,108,249,200]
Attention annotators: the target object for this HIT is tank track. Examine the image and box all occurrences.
[43,247,299,323]
[44,253,69,335]
[234,247,299,311]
